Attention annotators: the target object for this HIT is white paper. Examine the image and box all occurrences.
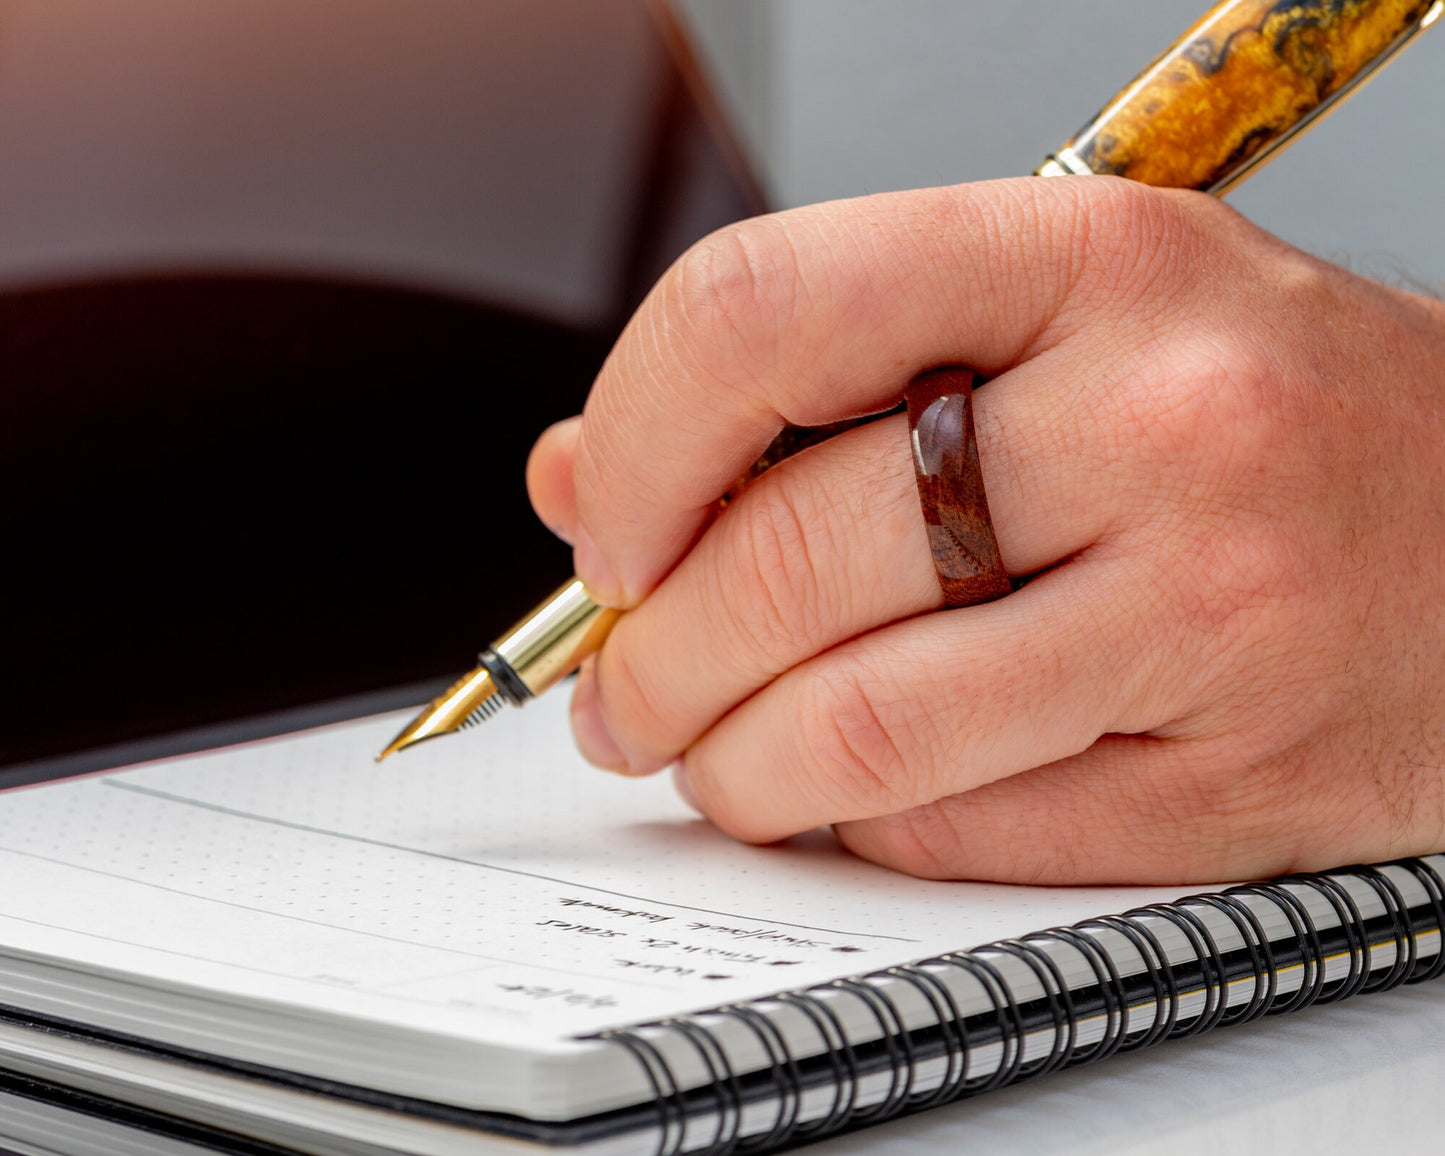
[0,692,1190,1043]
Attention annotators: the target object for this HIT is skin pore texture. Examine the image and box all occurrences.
[526,176,1445,886]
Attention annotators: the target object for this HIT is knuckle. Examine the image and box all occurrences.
[933,179,1097,340]
[667,218,803,384]
[796,667,917,819]
[727,475,834,661]
[1063,184,1279,348]
[1184,338,1279,455]
[1107,331,1279,482]
[1070,180,1198,304]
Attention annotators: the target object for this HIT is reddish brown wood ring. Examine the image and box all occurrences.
[905,367,1011,607]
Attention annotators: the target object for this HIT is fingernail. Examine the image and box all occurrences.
[573,525,622,606]
[570,669,627,772]
[542,517,575,547]
[672,764,702,814]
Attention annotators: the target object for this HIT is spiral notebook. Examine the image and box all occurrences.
[0,691,1440,1156]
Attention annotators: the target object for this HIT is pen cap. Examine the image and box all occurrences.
[1042,0,1442,193]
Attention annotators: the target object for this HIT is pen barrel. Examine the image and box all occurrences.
[491,579,620,698]
[1046,0,1441,192]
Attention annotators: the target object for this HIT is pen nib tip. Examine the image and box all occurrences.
[374,666,503,762]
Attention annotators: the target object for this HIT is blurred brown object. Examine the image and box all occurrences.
[0,0,763,767]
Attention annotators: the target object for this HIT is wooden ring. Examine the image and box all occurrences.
[904,367,1010,608]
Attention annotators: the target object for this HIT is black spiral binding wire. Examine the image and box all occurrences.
[595,856,1445,1156]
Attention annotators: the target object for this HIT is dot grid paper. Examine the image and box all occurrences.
[0,692,1187,1042]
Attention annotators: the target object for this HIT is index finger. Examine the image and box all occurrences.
[571,176,1199,606]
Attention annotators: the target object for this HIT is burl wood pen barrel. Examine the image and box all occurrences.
[1039,0,1442,192]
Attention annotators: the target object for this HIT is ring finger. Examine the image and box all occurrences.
[572,353,1134,776]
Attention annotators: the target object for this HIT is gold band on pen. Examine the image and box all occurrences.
[1035,147,1094,179]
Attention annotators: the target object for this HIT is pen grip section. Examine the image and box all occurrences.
[1062,0,1439,191]
[492,579,620,697]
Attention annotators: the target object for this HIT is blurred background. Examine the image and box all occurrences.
[3,1,1440,777]
[679,0,1444,281]
[1,0,762,772]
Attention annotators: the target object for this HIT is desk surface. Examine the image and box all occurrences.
[812,976,1445,1153]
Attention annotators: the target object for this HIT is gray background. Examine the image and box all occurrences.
[0,0,677,328]
[678,0,1444,287]
[3,2,1433,316]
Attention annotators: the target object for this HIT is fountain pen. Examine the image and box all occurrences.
[378,0,1441,761]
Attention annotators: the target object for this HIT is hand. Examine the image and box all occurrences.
[526,176,1445,884]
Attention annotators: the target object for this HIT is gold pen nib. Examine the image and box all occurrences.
[376,666,504,762]
[375,577,620,762]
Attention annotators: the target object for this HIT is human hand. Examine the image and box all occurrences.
[526,176,1445,884]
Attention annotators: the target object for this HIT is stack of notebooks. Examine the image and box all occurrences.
[0,691,1440,1155]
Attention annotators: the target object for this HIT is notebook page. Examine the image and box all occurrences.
[0,691,1189,1045]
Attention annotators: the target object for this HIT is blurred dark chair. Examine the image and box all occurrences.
[0,0,763,767]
